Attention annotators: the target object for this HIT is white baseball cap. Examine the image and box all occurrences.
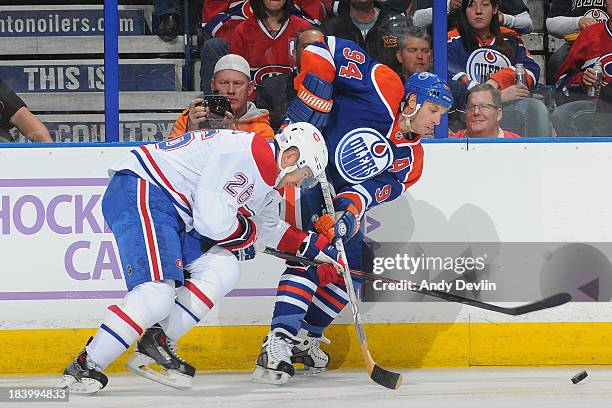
[214,54,251,79]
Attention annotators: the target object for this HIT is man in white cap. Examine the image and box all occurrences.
[170,54,274,140]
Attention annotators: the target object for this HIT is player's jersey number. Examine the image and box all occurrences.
[375,185,392,203]
[157,130,218,151]
[224,172,254,204]
[339,48,365,80]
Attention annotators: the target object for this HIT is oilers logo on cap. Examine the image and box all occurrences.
[335,128,394,184]
[466,49,511,83]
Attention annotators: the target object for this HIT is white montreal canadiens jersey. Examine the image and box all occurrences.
[108,129,285,244]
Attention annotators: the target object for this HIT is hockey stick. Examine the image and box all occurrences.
[262,247,572,316]
[317,175,402,390]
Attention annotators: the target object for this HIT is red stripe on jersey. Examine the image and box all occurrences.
[184,280,214,309]
[251,134,277,187]
[279,284,313,301]
[138,145,192,212]
[108,305,143,335]
[277,226,308,255]
[138,179,162,281]
[238,205,253,217]
[316,287,345,309]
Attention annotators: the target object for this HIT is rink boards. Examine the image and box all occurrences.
[2,139,612,374]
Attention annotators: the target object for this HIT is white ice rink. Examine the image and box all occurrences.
[2,368,611,408]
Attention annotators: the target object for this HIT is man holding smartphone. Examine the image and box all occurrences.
[170,54,274,140]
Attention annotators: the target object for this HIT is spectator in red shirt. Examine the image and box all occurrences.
[452,83,521,138]
[229,0,312,87]
[199,0,324,92]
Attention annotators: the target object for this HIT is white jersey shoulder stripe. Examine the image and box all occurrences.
[131,148,192,216]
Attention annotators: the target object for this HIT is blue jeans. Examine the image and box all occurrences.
[154,0,179,16]
[501,97,553,137]
[200,38,229,93]
[551,100,597,137]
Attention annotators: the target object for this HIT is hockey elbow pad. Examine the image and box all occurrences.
[287,72,333,129]
[215,213,257,258]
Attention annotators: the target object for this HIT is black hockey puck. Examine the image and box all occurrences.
[571,370,588,384]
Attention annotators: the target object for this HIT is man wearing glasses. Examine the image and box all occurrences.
[451,83,521,138]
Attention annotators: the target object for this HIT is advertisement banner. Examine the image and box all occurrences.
[0,62,177,93]
[0,9,145,37]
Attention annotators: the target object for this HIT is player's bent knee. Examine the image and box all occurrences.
[176,278,220,319]
[123,280,176,328]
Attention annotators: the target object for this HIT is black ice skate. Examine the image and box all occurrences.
[291,329,330,374]
[126,324,195,390]
[56,338,108,395]
[252,328,300,385]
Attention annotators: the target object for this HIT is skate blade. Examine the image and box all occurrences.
[126,352,192,391]
[251,366,291,385]
[295,366,326,376]
[57,375,103,395]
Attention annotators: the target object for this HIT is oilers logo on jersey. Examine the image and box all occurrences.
[584,8,610,22]
[467,49,512,84]
[335,128,394,184]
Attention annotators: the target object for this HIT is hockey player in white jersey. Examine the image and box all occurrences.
[57,123,346,394]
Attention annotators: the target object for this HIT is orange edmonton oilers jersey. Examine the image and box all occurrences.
[288,36,424,222]
[447,28,540,91]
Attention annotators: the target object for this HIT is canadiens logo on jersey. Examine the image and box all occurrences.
[335,128,394,184]
[253,65,294,84]
[466,49,511,83]
[593,52,612,84]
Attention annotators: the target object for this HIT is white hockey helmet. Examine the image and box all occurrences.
[275,122,328,189]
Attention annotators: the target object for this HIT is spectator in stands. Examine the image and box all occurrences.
[330,0,413,15]
[412,0,533,34]
[169,54,274,139]
[229,0,312,89]
[395,26,432,80]
[447,0,552,137]
[155,0,180,42]
[200,0,324,93]
[256,28,324,129]
[0,80,51,143]
[451,83,520,137]
[321,0,412,73]
[551,0,611,137]
[545,0,608,83]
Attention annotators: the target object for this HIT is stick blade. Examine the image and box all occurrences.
[511,292,572,315]
[370,364,403,390]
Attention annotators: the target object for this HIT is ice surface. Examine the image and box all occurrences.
[1,367,610,408]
